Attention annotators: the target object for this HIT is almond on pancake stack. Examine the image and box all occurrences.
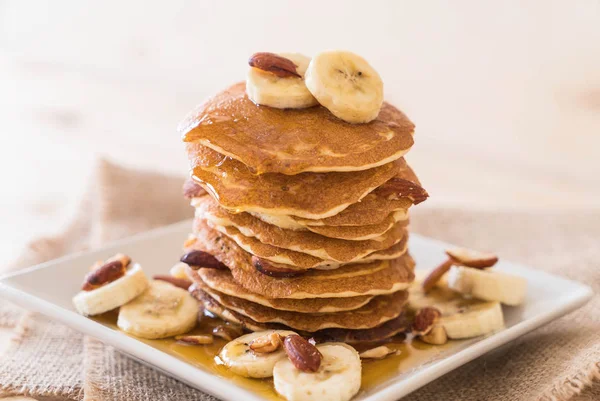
[177,51,428,344]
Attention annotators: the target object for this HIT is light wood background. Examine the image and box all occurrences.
[0,2,599,398]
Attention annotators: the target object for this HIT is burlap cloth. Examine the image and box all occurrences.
[0,160,598,401]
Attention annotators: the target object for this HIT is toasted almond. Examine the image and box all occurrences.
[359,345,399,360]
[375,178,429,205]
[446,247,499,268]
[249,332,283,353]
[175,334,214,345]
[252,257,305,278]
[81,254,130,291]
[248,52,301,78]
[283,334,322,372]
[212,323,244,342]
[420,325,448,345]
[180,250,228,270]
[153,275,192,290]
[412,307,442,336]
[422,259,454,292]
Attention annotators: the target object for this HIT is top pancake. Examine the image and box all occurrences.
[180,82,415,175]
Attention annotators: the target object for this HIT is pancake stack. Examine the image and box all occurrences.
[178,81,428,343]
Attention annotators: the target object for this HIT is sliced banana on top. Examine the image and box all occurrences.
[246,53,318,109]
[72,263,149,316]
[117,280,199,339]
[305,51,383,124]
[409,274,505,339]
[273,343,362,401]
[219,330,297,378]
[447,266,527,306]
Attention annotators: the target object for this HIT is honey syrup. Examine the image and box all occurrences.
[93,312,455,400]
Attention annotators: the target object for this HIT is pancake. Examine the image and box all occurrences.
[193,218,409,269]
[180,82,415,175]
[193,288,410,343]
[194,279,407,331]
[195,197,407,260]
[192,195,408,241]
[187,144,406,219]
[190,219,409,270]
[191,267,374,313]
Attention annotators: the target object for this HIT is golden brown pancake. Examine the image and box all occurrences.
[195,197,407,261]
[191,218,409,269]
[191,267,374,313]
[194,278,407,331]
[192,195,408,241]
[187,144,406,219]
[192,288,411,342]
[180,82,414,175]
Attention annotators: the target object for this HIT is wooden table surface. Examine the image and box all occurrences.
[0,1,599,399]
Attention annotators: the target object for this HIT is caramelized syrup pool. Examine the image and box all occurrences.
[93,312,453,400]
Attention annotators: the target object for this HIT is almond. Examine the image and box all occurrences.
[249,332,283,353]
[446,247,498,269]
[212,324,244,342]
[412,307,442,336]
[175,334,214,345]
[252,257,304,278]
[283,334,322,372]
[248,52,301,78]
[359,345,399,360]
[422,259,454,292]
[81,254,130,291]
[420,325,448,345]
[152,275,192,290]
[180,251,228,270]
[375,178,429,205]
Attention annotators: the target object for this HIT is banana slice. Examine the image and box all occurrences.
[246,53,318,109]
[273,343,361,401]
[305,51,383,123]
[117,280,199,339]
[219,330,297,378]
[409,273,505,339]
[72,263,149,316]
[447,266,527,306]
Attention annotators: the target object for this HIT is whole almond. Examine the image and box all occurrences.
[248,52,301,78]
[252,257,304,278]
[412,307,442,336]
[153,275,192,290]
[375,178,429,205]
[81,259,128,291]
[422,259,454,292]
[180,251,228,270]
[283,335,322,372]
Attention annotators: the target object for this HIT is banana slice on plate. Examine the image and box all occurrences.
[409,273,505,339]
[447,266,527,306]
[305,50,383,123]
[219,330,297,378]
[72,263,149,316]
[273,343,361,401]
[246,53,318,109]
[117,280,199,339]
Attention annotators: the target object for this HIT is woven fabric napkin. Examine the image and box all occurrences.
[0,159,598,401]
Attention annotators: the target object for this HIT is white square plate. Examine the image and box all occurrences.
[0,220,592,401]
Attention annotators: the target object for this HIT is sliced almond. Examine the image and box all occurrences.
[359,345,399,360]
[422,259,454,293]
[175,334,214,345]
[446,247,498,268]
[212,324,244,342]
[420,325,448,345]
[249,332,283,354]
